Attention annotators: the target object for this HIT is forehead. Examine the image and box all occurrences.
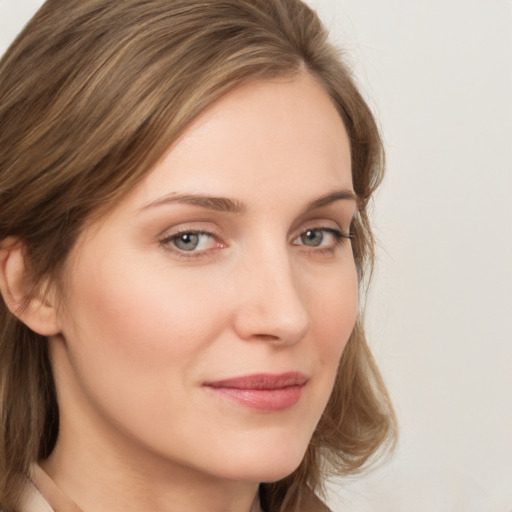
[82,72,353,232]
[135,72,352,205]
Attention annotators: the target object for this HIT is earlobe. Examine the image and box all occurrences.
[0,238,60,336]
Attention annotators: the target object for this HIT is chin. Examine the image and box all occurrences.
[207,436,309,484]
[220,460,304,485]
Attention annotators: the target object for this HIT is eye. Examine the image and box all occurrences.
[292,228,351,249]
[161,230,221,253]
[299,229,325,247]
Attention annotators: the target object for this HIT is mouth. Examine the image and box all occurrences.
[203,372,308,412]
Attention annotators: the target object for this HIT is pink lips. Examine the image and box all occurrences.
[203,372,308,412]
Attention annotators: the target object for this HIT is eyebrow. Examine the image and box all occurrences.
[303,189,358,212]
[139,193,247,214]
[139,189,357,215]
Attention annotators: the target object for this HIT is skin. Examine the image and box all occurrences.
[39,71,358,512]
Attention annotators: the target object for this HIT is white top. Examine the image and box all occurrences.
[19,465,83,512]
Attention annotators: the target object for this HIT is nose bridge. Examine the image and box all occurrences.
[232,240,310,344]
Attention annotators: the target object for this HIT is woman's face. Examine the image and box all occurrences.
[50,72,358,485]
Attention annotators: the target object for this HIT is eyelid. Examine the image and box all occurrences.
[291,217,351,238]
[158,220,224,243]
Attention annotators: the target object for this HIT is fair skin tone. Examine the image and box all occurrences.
[0,72,357,511]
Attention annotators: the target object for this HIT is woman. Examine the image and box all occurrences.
[0,1,396,511]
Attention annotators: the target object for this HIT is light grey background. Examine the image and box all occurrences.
[1,1,511,510]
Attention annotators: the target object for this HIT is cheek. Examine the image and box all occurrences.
[59,253,231,401]
[70,254,218,343]
[56,253,238,453]
[307,259,359,370]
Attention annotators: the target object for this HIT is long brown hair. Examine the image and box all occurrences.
[0,0,396,510]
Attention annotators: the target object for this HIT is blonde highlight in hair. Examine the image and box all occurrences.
[0,1,396,509]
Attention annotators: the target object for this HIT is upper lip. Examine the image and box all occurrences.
[203,372,308,390]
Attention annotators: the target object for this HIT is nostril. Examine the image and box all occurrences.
[253,334,281,342]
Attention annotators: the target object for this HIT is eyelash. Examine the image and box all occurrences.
[159,226,352,260]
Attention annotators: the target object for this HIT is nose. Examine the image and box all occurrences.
[232,249,310,346]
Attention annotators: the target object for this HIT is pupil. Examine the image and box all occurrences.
[303,230,323,247]
[175,233,199,251]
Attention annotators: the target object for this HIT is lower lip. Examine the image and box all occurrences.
[205,385,304,412]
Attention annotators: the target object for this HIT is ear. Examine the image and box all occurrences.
[0,238,60,336]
